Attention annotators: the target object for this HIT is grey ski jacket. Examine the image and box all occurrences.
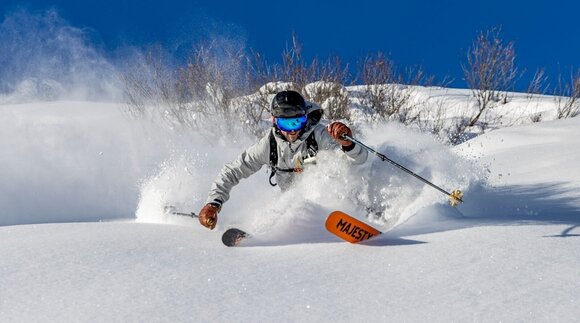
[205,123,368,206]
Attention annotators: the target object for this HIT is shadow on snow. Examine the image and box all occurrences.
[386,181,580,240]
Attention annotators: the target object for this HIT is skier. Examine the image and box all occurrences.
[197,90,368,229]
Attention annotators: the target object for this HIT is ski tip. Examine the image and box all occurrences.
[221,228,248,247]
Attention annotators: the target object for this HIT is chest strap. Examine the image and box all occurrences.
[268,131,318,186]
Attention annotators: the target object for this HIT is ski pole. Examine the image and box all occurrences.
[343,134,464,206]
[164,206,216,226]
[173,211,198,218]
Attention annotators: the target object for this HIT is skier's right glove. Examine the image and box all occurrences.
[327,121,353,147]
[198,203,220,230]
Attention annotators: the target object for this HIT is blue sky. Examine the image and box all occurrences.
[1,0,578,90]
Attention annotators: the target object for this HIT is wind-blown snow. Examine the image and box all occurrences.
[0,9,122,103]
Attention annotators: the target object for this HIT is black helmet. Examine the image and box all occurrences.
[271,90,306,118]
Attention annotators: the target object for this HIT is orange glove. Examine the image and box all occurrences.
[327,121,353,146]
[198,203,220,230]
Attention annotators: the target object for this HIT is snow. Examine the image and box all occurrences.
[1,92,579,321]
[1,222,576,322]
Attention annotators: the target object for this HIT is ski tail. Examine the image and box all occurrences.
[222,228,248,247]
[325,211,381,243]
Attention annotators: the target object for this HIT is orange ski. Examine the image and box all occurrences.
[325,211,381,243]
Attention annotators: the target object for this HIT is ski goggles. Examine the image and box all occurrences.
[275,115,308,132]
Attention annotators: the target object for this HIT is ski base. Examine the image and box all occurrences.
[325,211,382,243]
[221,228,249,247]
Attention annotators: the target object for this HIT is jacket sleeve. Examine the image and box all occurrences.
[205,134,271,206]
[316,125,368,165]
[342,140,368,164]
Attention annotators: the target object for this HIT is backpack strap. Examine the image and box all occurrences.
[268,131,278,186]
[268,130,319,187]
[305,131,318,158]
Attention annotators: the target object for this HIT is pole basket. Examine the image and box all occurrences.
[449,190,464,207]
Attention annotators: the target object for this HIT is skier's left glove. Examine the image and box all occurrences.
[327,121,354,148]
[198,203,220,230]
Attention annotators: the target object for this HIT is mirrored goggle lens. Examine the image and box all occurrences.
[276,115,307,132]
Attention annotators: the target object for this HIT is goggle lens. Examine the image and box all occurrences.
[276,115,308,132]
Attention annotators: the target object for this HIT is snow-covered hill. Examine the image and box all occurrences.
[0,96,578,322]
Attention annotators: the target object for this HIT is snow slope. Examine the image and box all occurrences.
[1,221,576,322]
[1,99,578,322]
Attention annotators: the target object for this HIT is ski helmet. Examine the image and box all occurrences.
[271,90,306,118]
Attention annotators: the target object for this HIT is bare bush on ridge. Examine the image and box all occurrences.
[415,96,448,140]
[462,27,519,130]
[175,41,251,138]
[122,41,257,141]
[302,80,349,121]
[124,30,573,147]
[358,52,433,125]
[526,68,549,98]
[303,56,352,122]
[122,45,180,123]
[555,69,580,119]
